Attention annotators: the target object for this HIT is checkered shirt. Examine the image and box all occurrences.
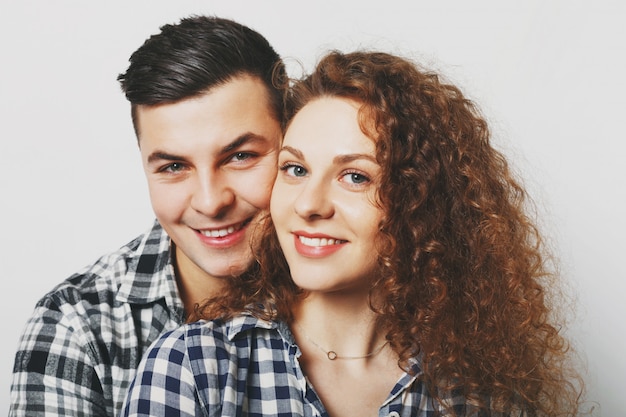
[9,220,185,417]
[121,315,474,417]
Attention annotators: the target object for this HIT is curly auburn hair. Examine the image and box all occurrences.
[195,50,584,416]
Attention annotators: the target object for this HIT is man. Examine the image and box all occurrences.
[9,15,285,416]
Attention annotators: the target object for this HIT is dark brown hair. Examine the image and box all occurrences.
[117,15,286,137]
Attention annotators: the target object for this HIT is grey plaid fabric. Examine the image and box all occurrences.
[9,220,185,417]
[121,315,468,417]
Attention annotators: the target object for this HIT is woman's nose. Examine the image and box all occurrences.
[293,178,334,221]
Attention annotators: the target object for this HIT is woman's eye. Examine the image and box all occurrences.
[281,164,308,177]
[342,172,370,184]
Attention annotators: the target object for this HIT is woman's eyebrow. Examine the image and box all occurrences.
[279,145,304,159]
[280,146,376,165]
[333,153,377,164]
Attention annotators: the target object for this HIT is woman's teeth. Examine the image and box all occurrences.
[299,236,345,247]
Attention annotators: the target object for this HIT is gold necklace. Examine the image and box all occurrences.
[294,323,389,360]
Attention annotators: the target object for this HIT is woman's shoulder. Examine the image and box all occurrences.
[142,314,286,372]
[181,314,281,349]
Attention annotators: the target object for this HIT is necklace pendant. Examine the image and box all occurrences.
[327,350,338,360]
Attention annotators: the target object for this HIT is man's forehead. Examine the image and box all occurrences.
[134,75,279,142]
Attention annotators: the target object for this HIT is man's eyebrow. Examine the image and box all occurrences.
[220,133,269,155]
[147,151,185,164]
[146,133,271,165]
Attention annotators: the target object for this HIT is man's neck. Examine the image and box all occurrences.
[172,245,227,320]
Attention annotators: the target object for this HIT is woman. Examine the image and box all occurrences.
[121,51,584,416]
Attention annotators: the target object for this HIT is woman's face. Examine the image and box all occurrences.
[271,97,384,294]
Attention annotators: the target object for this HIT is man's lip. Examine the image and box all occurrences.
[195,218,252,238]
[193,217,254,248]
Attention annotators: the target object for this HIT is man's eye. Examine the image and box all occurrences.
[162,162,185,173]
[232,152,253,161]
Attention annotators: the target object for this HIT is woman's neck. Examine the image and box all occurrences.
[290,292,402,417]
[292,292,385,360]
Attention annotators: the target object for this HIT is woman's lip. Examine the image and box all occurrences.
[294,230,344,240]
[292,233,346,257]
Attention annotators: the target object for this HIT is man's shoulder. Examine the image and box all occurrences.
[10,222,180,417]
[35,221,171,311]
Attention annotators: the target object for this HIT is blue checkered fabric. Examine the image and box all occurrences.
[9,221,185,417]
[121,315,474,417]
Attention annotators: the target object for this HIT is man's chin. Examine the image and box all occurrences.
[203,262,254,280]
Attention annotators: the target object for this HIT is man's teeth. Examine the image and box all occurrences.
[201,226,236,237]
[299,236,344,247]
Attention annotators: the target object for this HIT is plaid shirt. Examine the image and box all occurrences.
[121,315,471,417]
[9,221,185,417]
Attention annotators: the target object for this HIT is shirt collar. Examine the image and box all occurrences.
[116,220,182,313]
[222,313,422,408]
[225,313,279,341]
[382,359,421,406]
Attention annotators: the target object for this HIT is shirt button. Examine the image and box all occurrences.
[388,412,400,417]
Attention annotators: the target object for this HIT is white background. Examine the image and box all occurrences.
[1,1,624,415]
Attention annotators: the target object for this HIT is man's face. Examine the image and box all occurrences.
[137,75,281,283]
